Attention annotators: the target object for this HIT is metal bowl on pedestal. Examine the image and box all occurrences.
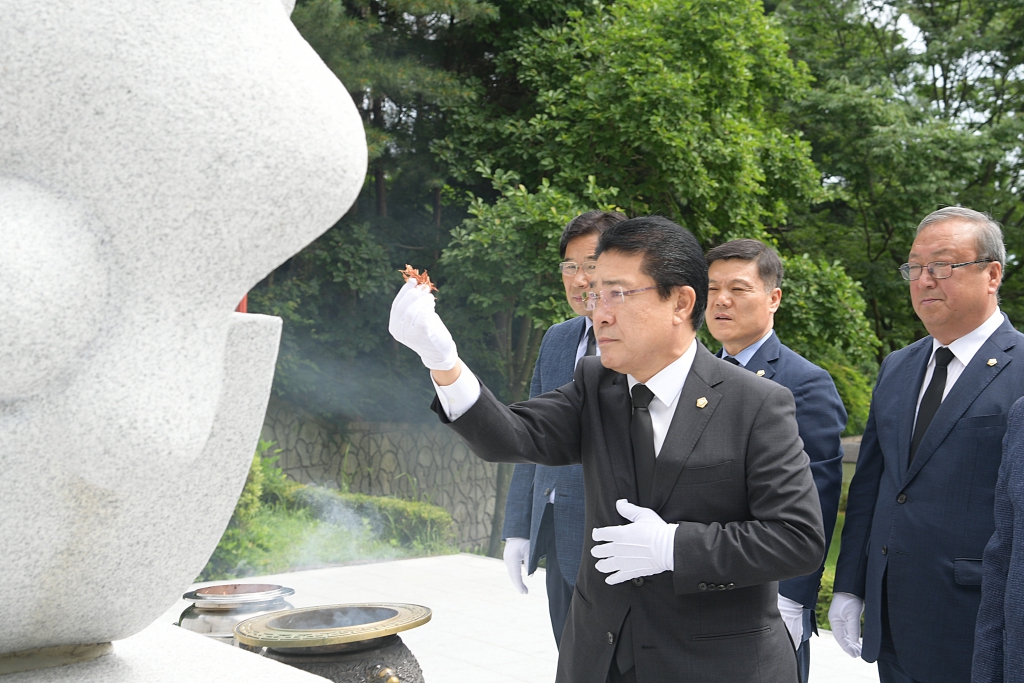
[177,583,295,644]
[234,603,431,683]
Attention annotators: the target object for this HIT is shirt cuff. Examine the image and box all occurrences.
[431,365,481,420]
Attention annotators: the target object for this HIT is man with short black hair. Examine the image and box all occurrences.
[502,210,626,647]
[829,207,1024,683]
[705,238,846,683]
[390,215,825,683]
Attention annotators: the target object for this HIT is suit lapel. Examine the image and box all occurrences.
[744,332,779,380]
[555,317,587,384]
[598,369,638,503]
[905,325,1015,482]
[651,345,724,510]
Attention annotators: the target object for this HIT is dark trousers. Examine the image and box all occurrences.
[878,574,923,683]
[796,608,812,683]
[537,503,574,648]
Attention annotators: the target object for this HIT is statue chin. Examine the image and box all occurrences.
[0,0,367,658]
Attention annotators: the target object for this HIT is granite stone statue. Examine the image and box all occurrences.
[0,0,366,662]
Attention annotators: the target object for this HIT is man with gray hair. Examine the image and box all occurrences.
[829,207,1024,683]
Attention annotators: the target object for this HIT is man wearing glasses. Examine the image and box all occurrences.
[390,215,824,683]
[502,210,625,647]
[829,207,1024,683]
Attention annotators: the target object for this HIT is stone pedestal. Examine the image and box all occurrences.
[0,620,328,683]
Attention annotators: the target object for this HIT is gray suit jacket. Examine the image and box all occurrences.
[436,343,825,683]
[503,316,587,580]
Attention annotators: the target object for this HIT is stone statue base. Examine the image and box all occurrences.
[0,620,326,683]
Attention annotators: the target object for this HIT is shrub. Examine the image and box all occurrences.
[293,486,456,552]
[198,442,457,581]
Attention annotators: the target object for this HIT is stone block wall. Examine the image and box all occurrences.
[261,396,498,549]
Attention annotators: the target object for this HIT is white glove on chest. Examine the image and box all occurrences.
[590,499,677,585]
[388,279,458,371]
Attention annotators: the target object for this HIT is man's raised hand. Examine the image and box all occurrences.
[389,279,459,371]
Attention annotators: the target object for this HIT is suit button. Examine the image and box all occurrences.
[727,583,735,590]
[717,584,725,590]
[897,494,907,504]
[544,488,552,496]
[607,632,615,645]
[882,545,888,555]
[632,577,645,586]
[698,582,707,591]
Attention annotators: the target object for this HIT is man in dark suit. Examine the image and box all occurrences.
[974,396,1024,683]
[705,239,846,683]
[829,207,1024,683]
[502,210,626,647]
[390,216,825,683]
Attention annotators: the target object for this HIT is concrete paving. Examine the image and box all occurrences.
[161,553,879,682]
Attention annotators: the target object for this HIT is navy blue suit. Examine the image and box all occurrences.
[503,316,587,639]
[973,396,1024,683]
[719,333,845,683]
[726,332,846,609]
[835,316,1024,683]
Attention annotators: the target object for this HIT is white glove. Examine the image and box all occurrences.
[828,592,864,658]
[502,537,530,595]
[388,279,459,371]
[590,499,678,585]
[777,595,805,649]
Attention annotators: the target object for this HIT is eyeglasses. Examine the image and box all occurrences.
[583,286,658,311]
[898,259,994,281]
[559,260,598,276]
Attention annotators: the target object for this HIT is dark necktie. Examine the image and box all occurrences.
[910,346,955,464]
[631,384,656,507]
[585,326,597,356]
[723,355,741,366]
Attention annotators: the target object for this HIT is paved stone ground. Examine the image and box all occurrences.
[161,553,880,682]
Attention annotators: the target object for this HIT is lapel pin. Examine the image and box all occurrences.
[696,397,708,409]
[988,358,997,366]
[756,369,765,377]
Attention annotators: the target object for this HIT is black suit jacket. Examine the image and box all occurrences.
[436,343,825,683]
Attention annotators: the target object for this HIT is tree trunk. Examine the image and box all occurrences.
[375,162,387,218]
[487,462,514,558]
[433,186,442,228]
[372,96,387,218]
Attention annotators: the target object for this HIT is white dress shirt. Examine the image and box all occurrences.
[433,338,697,461]
[914,308,1004,420]
[724,328,774,367]
[625,340,697,456]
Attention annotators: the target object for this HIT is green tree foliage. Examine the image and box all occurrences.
[774,255,880,434]
[775,0,1024,356]
[440,167,621,402]
[440,0,822,243]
